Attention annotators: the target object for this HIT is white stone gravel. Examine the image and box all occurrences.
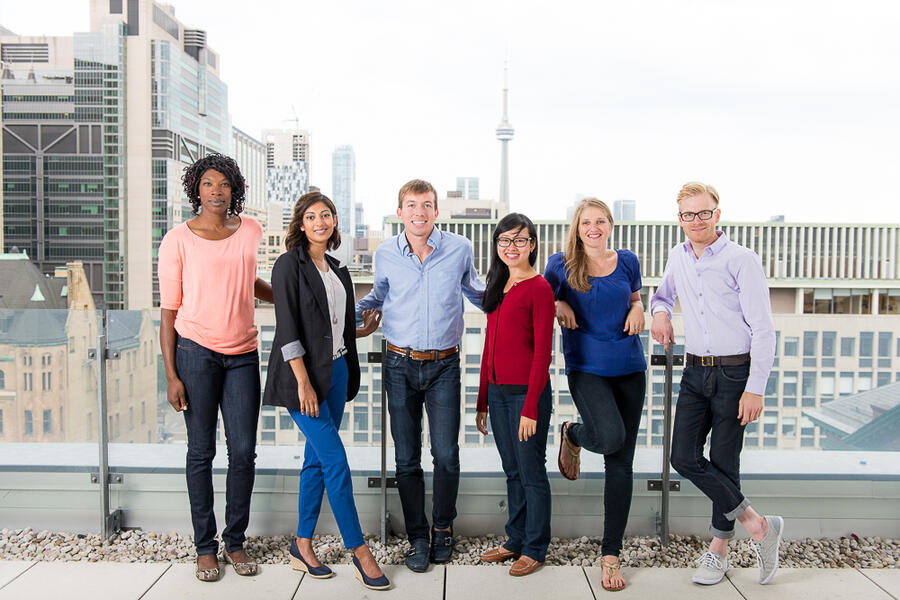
[0,528,897,569]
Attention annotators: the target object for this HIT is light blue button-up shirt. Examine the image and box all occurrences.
[356,227,485,350]
[650,232,776,395]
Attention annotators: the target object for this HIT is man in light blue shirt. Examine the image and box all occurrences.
[356,179,484,572]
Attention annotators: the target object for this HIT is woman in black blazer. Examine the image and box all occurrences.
[263,191,389,590]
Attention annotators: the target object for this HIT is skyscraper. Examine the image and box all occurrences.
[331,145,356,256]
[455,177,479,200]
[495,66,514,214]
[613,199,636,221]
[1,0,232,309]
[262,128,310,229]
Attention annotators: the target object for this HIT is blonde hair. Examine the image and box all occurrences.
[677,181,720,205]
[564,198,614,293]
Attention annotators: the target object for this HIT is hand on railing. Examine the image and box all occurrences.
[650,312,674,351]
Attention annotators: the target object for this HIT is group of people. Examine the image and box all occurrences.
[158,153,783,591]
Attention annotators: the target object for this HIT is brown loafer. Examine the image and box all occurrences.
[480,547,521,563]
[224,550,258,576]
[195,556,220,582]
[509,555,543,576]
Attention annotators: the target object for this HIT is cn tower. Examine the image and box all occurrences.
[495,65,514,213]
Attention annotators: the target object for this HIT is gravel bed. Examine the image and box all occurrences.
[1,528,897,569]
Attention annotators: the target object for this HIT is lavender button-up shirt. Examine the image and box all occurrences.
[650,232,775,396]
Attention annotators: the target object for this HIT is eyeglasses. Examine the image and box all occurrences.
[679,209,717,222]
[497,237,532,248]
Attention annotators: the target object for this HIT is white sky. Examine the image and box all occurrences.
[3,0,899,226]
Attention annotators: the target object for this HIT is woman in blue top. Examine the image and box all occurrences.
[543,198,646,592]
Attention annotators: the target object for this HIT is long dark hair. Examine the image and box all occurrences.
[483,213,538,313]
[284,191,341,252]
[182,153,246,216]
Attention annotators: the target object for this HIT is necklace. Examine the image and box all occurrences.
[323,268,338,325]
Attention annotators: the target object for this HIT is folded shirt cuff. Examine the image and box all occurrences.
[281,339,306,361]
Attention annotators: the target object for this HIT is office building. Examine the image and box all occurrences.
[613,199,636,221]
[231,126,267,228]
[1,0,232,310]
[455,177,479,200]
[262,128,310,229]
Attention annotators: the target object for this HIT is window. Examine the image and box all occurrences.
[876,332,892,357]
[262,415,275,429]
[822,332,836,357]
[821,372,835,396]
[59,407,63,432]
[129,407,134,430]
[25,410,33,435]
[784,337,799,356]
[840,337,855,357]
[858,372,873,392]
[0,409,3,435]
[279,413,294,430]
[782,371,798,397]
[0,370,4,389]
[43,409,52,434]
[839,372,854,396]
[859,332,874,357]
[802,332,817,357]
[782,417,797,437]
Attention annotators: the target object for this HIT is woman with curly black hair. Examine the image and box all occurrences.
[158,153,273,582]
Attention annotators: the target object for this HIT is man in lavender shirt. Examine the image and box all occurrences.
[651,182,783,586]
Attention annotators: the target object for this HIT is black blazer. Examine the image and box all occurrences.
[262,246,360,410]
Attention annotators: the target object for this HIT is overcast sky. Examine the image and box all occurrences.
[3,0,899,226]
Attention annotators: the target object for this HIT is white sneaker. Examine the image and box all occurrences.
[750,515,784,584]
[692,550,729,585]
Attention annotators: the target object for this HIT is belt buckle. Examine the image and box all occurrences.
[700,355,714,367]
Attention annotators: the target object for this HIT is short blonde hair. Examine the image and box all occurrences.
[677,181,719,206]
[564,198,614,293]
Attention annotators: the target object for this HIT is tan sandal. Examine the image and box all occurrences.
[558,421,581,480]
[195,556,220,582]
[600,556,626,592]
[224,549,258,576]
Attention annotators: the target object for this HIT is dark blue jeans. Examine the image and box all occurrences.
[384,351,461,542]
[288,356,365,549]
[567,370,645,557]
[176,334,260,555]
[670,364,751,539]
[488,383,552,562]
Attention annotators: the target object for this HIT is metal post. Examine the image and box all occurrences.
[380,338,388,544]
[649,346,682,547]
[92,310,122,539]
[660,345,674,546]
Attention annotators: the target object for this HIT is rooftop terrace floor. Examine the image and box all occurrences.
[0,560,898,599]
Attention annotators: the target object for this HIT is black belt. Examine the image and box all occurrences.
[685,353,751,367]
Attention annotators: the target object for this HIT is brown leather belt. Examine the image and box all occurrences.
[387,343,459,361]
[686,353,751,367]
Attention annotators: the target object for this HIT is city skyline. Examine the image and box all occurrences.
[3,1,899,230]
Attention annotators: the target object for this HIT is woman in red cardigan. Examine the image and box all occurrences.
[475,213,555,577]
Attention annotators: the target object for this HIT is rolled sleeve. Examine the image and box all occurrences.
[281,339,306,361]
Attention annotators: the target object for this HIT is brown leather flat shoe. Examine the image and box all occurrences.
[224,550,258,576]
[509,555,543,576]
[480,547,521,563]
[195,556,220,582]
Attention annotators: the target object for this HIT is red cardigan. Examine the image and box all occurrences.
[477,274,555,420]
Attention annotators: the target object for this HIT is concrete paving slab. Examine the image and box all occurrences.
[861,569,900,599]
[142,564,301,599]
[446,565,592,600]
[584,567,743,598]
[727,568,893,599]
[295,563,442,598]
[0,561,169,600]
[0,561,35,590]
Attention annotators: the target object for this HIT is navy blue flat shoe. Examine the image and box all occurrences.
[352,555,391,590]
[289,537,334,579]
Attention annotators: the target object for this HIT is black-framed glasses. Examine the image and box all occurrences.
[679,209,717,222]
[497,237,532,248]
